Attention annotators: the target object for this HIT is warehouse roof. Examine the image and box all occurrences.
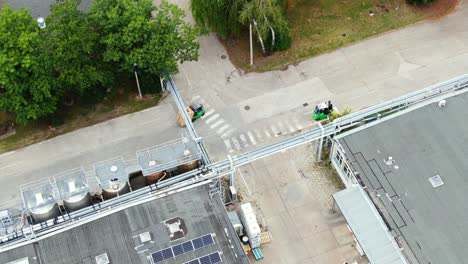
[0,184,248,264]
[336,91,468,264]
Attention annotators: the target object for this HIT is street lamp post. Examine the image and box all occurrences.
[249,20,254,65]
[133,63,143,99]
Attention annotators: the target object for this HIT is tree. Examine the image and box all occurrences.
[239,0,291,55]
[190,0,242,38]
[408,0,434,5]
[42,0,114,99]
[0,6,58,123]
[90,0,199,86]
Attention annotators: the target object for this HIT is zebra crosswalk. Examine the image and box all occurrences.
[190,95,312,154]
[192,95,236,139]
[223,119,312,153]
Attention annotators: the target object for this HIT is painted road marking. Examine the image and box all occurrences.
[201,109,215,119]
[270,125,279,137]
[294,119,303,130]
[286,121,295,133]
[217,124,230,134]
[205,113,220,124]
[232,138,241,150]
[210,119,225,129]
[277,121,287,134]
[239,134,249,147]
[247,131,257,145]
[264,129,272,138]
[224,139,234,153]
[221,130,234,138]
[254,129,263,142]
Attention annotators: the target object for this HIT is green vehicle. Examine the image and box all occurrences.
[190,102,205,122]
[313,101,333,121]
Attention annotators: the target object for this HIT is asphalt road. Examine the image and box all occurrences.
[1,0,468,202]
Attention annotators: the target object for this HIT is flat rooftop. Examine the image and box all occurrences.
[337,91,468,264]
[0,184,248,264]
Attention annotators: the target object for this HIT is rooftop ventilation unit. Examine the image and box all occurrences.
[429,175,444,188]
[438,100,447,108]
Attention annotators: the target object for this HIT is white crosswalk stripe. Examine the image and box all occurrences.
[247,131,257,145]
[201,109,215,119]
[277,121,288,135]
[205,113,220,124]
[232,138,241,150]
[264,129,272,138]
[270,125,279,137]
[254,129,264,142]
[286,120,295,133]
[216,124,230,134]
[221,130,234,138]
[224,139,234,153]
[210,119,224,129]
[192,95,201,101]
[239,134,249,147]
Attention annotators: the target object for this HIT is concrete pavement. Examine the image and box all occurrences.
[1,0,468,202]
[177,0,468,159]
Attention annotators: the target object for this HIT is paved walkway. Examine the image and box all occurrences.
[175,0,468,158]
[1,1,468,202]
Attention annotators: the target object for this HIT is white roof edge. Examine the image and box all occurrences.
[333,185,408,264]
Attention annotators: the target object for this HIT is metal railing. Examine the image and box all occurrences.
[2,73,468,251]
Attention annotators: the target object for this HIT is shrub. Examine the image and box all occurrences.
[407,0,434,5]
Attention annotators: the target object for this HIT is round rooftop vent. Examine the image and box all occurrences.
[148,160,157,167]
[110,165,118,172]
[184,150,191,156]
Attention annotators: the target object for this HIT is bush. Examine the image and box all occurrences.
[407,0,434,5]
[274,27,292,51]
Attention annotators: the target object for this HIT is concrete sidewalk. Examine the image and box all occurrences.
[178,1,468,126]
[1,0,468,202]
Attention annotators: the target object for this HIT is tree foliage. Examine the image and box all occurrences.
[407,0,434,5]
[0,0,199,123]
[239,0,291,54]
[90,0,199,77]
[190,0,242,38]
[43,0,113,97]
[0,6,58,123]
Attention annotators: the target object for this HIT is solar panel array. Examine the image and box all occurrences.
[184,252,222,264]
[151,234,215,263]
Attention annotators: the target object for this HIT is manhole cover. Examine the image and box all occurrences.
[244,105,250,110]
[303,103,309,107]
[221,55,227,59]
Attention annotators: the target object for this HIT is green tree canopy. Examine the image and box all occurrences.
[239,0,290,54]
[90,0,199,78]
[190,0,242,38]
[42,0,114,97]
[0,6,58,123]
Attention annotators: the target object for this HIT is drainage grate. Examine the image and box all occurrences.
[429,175,444,188]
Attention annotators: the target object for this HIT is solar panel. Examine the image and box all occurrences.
[172,244,184,256]
[187,260,200,264]
[192,237,204,249]
[209,252,222,264]
[201,234,214,246]
[162,248,174,260]
[182,241,194,253]
[199,255,211,264]
[151,251,164,263]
